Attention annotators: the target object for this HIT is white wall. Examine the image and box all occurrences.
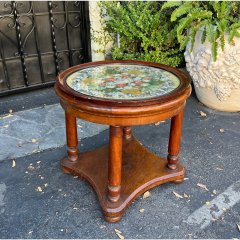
[89,1,115,62]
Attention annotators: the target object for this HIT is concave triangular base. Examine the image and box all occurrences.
[60,135,185,222]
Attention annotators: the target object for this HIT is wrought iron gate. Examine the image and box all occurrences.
[0,1,91,96]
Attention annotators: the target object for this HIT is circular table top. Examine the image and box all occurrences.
[66,64,180,100]
[56,60,191,107]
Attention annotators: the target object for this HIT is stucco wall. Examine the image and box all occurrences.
[89,1,114,62]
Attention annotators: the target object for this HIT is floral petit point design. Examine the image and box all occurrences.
[94,79,104,84]
[124,86,133,89]
[133,81,144,85]
[67,65,179,99]
[105,78,116,82]
[116,84,125,87]
[121,75,130,79]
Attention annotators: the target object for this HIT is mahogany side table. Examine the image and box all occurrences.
[54,60,191,222]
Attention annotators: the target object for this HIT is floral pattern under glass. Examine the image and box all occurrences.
[66,64,180,99]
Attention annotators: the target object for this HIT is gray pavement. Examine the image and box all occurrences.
[0,88,240,239]
[0,104,108,161]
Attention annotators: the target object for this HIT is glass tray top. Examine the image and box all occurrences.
[66,64,180,100]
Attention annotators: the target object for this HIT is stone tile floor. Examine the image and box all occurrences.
[0,104,108,161]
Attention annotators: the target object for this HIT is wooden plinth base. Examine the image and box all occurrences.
[60,135,185,222]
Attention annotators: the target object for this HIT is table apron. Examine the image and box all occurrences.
[60,99,186,126]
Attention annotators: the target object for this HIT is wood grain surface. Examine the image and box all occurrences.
[55,60,191,222]
[61,135,185,222]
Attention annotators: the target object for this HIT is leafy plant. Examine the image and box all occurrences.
[91,1,185,67]
[162,1,240,61]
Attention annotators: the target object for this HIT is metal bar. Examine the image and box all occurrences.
[0,32,11,90]
[0,81,55,97]
[32,1,45,83]
[48,1,59,76]
[0,48,83,61]
[79,2,84,63]
[81,1,92,63]
[0,1,91,95]
[12,1,29,86]
[65,2,73,67]
[0,10,81,18]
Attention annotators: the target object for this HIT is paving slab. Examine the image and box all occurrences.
[0,90,240,238]
[0,104,108,161]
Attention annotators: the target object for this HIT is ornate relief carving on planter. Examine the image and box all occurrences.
[184,39,240,102]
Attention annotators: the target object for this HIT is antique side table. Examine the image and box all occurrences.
[54,60,191,222]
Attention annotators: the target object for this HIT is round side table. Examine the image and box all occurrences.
[54,60,191,222]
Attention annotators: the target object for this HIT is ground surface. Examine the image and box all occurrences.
[0,86,240,239]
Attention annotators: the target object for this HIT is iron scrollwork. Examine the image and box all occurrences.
[0,1,89,93]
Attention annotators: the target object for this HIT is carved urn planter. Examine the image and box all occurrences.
[184,28,240,112]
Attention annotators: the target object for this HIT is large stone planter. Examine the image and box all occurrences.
[184,28,240,112]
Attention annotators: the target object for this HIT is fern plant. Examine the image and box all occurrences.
[91,1,185,67]
[162,1,240,61]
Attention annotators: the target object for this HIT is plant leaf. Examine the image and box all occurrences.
[171,2,193,22]
[190,19,209,52]
[190,10,212,20]
[173,191,183,199]
[199,111,207,117]
[12,160,16,168]
[177,16,192,42]
[161,1,182,11]
[212,40,218,62]
[220,34,225,52]
[228,29,237,43]
[3,114,13,119]
[206,23,214,44]
[223,1,233,16]
[210,1,220,15]
[220,1,226,19]
[237,224,240,232]
[197,183,209,191]
[143,191,150,199]
[201,26,207,44]
[116,233,124,239]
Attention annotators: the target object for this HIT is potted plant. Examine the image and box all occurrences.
[91,1,185,68]
[162,1,240,111]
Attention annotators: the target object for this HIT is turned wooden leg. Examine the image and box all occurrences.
[108,126,123,203]
[65,112,79,162]
[167,109,184,171]
[123,126,132,140]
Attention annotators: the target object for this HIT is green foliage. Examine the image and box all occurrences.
[171,2,193,22]
[162,1,240,62]
[201,26,207,44]
[91,1,185,67]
